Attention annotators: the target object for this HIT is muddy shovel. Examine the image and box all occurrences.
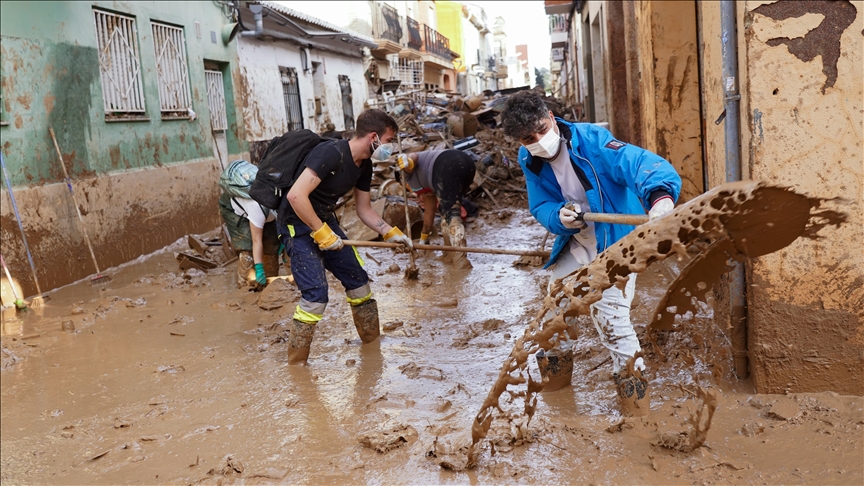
[396,134,419,279]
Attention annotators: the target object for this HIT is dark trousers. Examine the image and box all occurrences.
[277,220,369,307]
[431,150,476,224]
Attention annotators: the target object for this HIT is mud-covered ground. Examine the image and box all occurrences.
[2,209,862,485]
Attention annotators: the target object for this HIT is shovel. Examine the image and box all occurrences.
[396,134,419,279]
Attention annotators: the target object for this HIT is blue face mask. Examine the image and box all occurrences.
[371,135,393,161]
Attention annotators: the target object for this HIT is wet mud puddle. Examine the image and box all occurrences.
[2,198,862,485]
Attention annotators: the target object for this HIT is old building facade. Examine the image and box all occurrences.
[545,0,863,395]
[1,1,246,294]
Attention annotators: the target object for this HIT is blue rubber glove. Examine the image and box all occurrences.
[254,263,267,286]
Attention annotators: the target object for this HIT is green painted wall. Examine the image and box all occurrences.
[0,0,246,187]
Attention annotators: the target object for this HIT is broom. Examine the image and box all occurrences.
[0,254,27,310]
[49,127,111,285]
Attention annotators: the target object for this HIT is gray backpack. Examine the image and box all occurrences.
[219,159,258,199]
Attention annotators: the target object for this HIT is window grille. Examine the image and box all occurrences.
[93,9,146,115]
[389,57,424,90]
[280,67,303,131]
[205,70,228,131]
[152,22,192,117]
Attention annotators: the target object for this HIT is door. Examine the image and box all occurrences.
[339,75,355,131]
[280,67,303,131]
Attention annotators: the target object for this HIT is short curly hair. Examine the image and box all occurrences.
[501,91,551,141]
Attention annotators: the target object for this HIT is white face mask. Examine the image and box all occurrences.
[370,134,393,161]
[524,122,561,159]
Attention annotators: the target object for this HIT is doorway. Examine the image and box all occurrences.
[338,75,355,131]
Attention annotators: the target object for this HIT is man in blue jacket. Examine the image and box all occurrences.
[501,91,681,413]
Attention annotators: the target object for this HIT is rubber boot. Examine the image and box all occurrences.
[615,354,650,416]
[237,251,255,289]
[535,339,574,392]
[288,319,315,365]
[351,299,380,344]
[447,219,472,269]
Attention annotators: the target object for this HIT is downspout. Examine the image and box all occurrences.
[720,0,748,380]
[240,4,264,37]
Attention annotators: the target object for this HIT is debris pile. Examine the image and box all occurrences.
[344,87,569,238]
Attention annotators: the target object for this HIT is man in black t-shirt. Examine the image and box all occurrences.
[279,109,412,365]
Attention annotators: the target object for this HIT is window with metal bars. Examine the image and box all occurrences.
[280,67,303,131]
[93,9,146,118]
[151,21,192,118]
[205,70,228,131]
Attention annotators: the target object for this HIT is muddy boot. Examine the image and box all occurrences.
[237,251,255,288]
[351,299,380,344]
[447,220,472,269]
[615,354,650,416]
[535,341,574,392]
[288,319,315,365]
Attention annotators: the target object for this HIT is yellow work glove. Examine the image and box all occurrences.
[311,223,344,251]
[396,154,414,172]
[383,226,412,253]
[419,233,430,245]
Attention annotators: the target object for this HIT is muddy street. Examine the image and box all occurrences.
[1,210,860,485]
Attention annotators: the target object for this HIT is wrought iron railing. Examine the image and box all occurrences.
[423,24,450,58]
[372,2,403,43]
[406,16,423,50]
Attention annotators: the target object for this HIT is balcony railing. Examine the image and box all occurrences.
[406,16,423,50]
[548,13,568,34]
[423,24,450,59]
[372,2,403,43]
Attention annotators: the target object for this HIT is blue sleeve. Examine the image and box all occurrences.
[518,147,579,237]
[588,125,682,210]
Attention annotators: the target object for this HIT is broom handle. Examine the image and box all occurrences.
[343,240,550,257]
[397,135,417,270]
[582,212,649,226]
[0,152,44,296]
[49,127,102,275]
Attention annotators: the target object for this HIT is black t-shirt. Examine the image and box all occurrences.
[279,139,373,226]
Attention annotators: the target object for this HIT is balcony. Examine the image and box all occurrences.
[549,14,568,48]
[406,17,423,51]
[421,24,456,68]
[544,0,572,15]
[371,2,403,55]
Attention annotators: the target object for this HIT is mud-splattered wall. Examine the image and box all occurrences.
[234,15,369,144]
[740,0,863,395]
[0,1,247,296]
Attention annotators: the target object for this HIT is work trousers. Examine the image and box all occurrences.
[549,247,644,373]
[277,220,371,323]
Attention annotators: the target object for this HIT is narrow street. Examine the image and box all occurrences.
[2,209,861,484]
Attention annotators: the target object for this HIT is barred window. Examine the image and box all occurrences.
[151,22,192,118]
[205,70,227,131]
[93,9,146,117]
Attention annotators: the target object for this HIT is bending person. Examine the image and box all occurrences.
[395,149,476,269]
[218,161,281,289]
[501,91,681,415]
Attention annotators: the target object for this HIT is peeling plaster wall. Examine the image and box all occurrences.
[0,1,246,297]
[741,0,863,394]
[235,37,368,138]
[649,1,704,203]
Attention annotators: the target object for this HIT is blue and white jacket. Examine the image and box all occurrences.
[518,118,682,268]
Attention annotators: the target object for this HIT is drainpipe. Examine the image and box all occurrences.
[240,4,264,37]
[721,0,748,380]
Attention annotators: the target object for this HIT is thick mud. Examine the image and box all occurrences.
[1,198,861,485]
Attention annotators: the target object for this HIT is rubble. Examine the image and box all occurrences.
[351,87,570,231]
